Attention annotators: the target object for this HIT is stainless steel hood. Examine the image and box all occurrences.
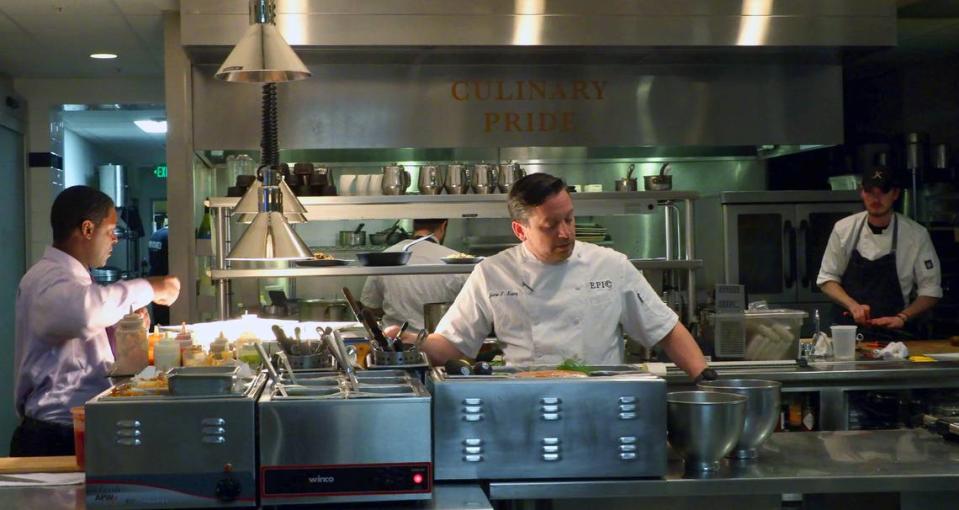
[181,0,896,50]
[180,0,896,151]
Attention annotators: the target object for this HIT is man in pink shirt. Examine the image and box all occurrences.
[11,186,180,457]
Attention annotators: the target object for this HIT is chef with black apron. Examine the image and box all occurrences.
[818,166,942,341]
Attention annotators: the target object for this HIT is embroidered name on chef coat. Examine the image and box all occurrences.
[489,290,519,299]
[589,280,614,290]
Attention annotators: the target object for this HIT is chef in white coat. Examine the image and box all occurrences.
[12,186,180,457]
[388,173,712,380]
[361,219,468,331]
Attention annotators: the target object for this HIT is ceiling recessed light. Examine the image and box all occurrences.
[134,119,167,134]
[90,53,117,59]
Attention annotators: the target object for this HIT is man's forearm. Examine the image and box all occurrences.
[409,332,468,366]
[659,322,708,379]
[819,281,857,310]
[902,296,939,321]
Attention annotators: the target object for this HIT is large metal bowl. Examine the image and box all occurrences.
[698,379,782,459]
[667,391,746,472]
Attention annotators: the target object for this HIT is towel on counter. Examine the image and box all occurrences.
[873,341,909,360]
[813,332,832,357]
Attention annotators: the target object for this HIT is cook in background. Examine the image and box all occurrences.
[818,166,941,339]
[386,173,713,381]
[11,186,181,457]
[147,215,170,325]
[361,219,468,331]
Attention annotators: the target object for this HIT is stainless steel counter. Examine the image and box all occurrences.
[489,429,959,500]
[665,360,959,430]
[0,483,492,510]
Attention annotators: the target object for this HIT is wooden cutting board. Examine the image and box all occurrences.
[904,339,959,355]
[0,456,80,474]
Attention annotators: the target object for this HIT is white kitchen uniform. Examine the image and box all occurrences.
[361,238,469,330]
[14,246,155,425]
[435,241,678,366]
[817,211,942,304]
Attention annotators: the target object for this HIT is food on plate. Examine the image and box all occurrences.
[514,369,588,379]
[110,374,169,396]
[446,252,476,259]
[312,251,335,260]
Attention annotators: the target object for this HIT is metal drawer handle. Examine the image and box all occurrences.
[618,396,636,404]
[201,418,226,426]
[463,398,483,405]
[620,444,637,452]
[463,454,484,462]
[463,406,483,414]
[542,453,561,462]
[114,429,141,438]
[541,437,560,445]
[542,445,560,454]
[463,414,484,422]
[540,397,561,405]
[464,446,483,455]
[115,438,142,447]
[619,436,637,444]
[540,405,560,413]
[202,427,226,435]
[618,412,637,420]
[202,436,226,444]
[620,452,637,461]
[619,404,636,412]
[541,413,561,421]
[463,438,483,446]
[115,420,141,428]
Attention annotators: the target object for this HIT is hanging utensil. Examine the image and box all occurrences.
[342,287,377,341]
[275,351,298,385]
[362,308,393,351]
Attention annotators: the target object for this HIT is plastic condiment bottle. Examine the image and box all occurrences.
[114,307,149,375]
[154,334,180,372]
[174,323,194,360]
[210,332,231,361]
[147,326,163,365]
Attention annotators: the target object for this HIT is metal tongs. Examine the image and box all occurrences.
[254,341,288,397]
[319,326,359,388]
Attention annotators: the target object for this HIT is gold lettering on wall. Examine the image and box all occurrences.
[452,79,608,133]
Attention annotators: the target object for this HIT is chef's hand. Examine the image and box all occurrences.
[870,316,905,329]
[147,275,181,306]
[135,307,151,331]
[382,324,416,343]
[848,303,871,325]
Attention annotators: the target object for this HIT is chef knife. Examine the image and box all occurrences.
[361,307,393,352]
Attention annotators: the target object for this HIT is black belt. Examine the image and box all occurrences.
[20,415,72,433]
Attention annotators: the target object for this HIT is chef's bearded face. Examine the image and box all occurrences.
[509,175,576,264]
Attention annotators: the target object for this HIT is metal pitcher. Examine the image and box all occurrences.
[418,164,446,195]
[445,164,470,194]
[382,164,410,195]
[497,161,526,193]
[471,163,498,194]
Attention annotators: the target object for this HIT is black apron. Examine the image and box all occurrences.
[832,215,911,341]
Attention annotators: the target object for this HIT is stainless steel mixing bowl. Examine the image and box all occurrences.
[698,379,782,459]
[667,390,746,472]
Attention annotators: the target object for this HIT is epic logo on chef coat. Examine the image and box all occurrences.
[589,280,614,290]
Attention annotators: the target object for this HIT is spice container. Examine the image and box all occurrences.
[174,323,194,360]
[113,308,148,375]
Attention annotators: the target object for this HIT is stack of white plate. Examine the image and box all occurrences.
[575,223,610,243]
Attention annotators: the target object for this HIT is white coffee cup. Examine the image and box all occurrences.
[830,325,863,361]
[337,174,356,196]
[369,174,383,195]
[355,174,372,196]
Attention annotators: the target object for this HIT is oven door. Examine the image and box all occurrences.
[795,203,863,302]
[723,204,798,304]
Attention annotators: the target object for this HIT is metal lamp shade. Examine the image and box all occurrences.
[233,178,307,224]
[215,22,310,83]
[226,212,312,261]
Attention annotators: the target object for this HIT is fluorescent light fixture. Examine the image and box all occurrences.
[134,119,167,134]
[90,53,117,59]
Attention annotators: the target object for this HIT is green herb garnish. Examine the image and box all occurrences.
[556,358,594,375]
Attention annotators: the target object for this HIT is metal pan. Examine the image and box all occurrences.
[355,251,411,266]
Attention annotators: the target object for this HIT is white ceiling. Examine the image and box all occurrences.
[61,107,167,166]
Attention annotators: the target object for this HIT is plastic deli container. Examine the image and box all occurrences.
[744,309,808,361]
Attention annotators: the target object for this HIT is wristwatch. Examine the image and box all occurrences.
[694,367,718,385]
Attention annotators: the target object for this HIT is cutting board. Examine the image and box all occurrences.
[0,456,80,474]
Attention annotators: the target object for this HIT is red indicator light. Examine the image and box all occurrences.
[413,473,424,484]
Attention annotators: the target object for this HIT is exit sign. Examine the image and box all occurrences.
[153,165,168,178]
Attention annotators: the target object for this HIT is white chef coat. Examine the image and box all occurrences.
[361,238,468,330]
[817,211,942,304]
[435,241,678,366]
[14,246,154,425]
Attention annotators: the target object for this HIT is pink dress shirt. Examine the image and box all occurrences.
[14,246,154,425]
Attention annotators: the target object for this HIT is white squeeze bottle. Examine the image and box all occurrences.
[154,333,180,372]
[175,323,194,360]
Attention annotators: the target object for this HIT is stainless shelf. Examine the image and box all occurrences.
[206,191,697,220]
[211,263,475,279]
[210,258,700,279]
[631,259,702,270]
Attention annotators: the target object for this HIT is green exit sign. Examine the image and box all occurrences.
[153,165,168,178]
